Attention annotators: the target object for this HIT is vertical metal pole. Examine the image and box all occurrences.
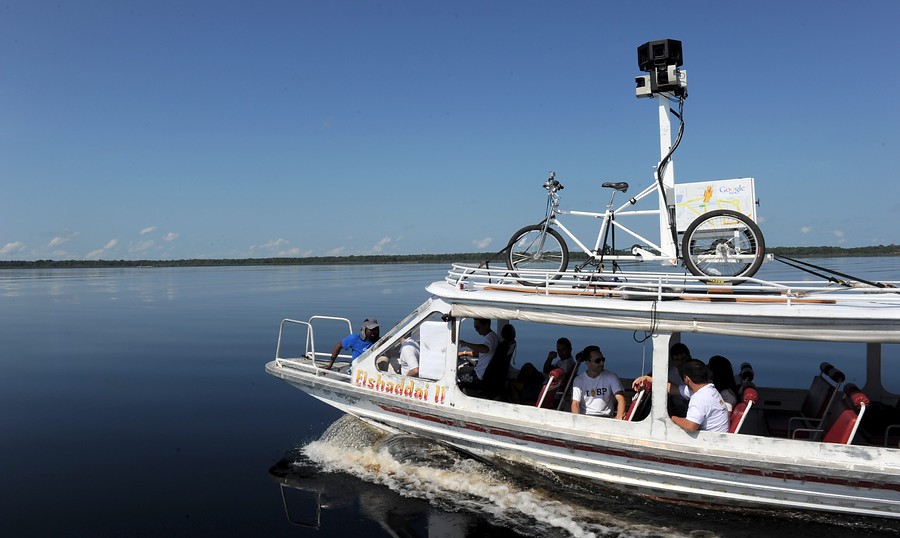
[863,342,888,400]
[657,95,678,264]
[650,332,673,439]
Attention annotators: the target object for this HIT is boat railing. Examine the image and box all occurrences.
[445,263,900,305]
[275,316,354,380]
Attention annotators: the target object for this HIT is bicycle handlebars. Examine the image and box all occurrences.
[543,172,564,192]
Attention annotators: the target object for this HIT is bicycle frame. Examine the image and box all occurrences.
[544,177,679,268]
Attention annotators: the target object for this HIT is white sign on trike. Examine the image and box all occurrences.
[674,177,758,233]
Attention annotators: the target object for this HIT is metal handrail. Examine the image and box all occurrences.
[444,263,900,305]
[275,316,355,379]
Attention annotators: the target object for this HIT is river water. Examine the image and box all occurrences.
[0,259,897,537]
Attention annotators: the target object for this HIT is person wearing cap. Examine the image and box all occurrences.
[571,345,626,419]
[324,318,380,370]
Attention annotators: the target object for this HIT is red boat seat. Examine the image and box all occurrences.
[625,378,652,421]
[822,384,869,445]
[729,386,759,434]
[536,368,565,409]
[792,384,869,444]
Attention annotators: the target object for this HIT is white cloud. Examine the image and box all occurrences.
[473,237,493,249]
[0,241,26,255]
[48,232,80,248]
[326,246,346,256]
[833,229,844,238]
[130,240,155,253]
[85,239,119,260]
[163,232,178,242]
[140,226,157,235]
[800,226,813,234]
[372,236,393,252]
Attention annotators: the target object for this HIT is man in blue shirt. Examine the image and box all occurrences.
[324,318,380,370]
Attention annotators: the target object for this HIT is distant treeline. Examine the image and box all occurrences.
[0,252,497,269]
[766,245,900,257]
[1,245,897,269]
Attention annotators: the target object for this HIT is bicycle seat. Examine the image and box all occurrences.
[602,181,629,193]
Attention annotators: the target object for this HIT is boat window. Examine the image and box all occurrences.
[676,335,899,443]
[454,318,652,416]
[881,345,900,394]
[677,335,873,390]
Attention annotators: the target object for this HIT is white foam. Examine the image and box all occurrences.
[302,429,696,538]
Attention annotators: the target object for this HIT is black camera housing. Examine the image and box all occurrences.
[637,39,683,72]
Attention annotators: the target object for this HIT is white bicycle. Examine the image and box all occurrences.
[505,172,765,284]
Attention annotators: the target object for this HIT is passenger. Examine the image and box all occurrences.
[457,318,499,385]
[543,338,576,376]
[668,343,692,384]
[670,359,730,433]
[633,343,690,415]
[481,323,516,400]
[324,318,380,370]
[667,342,692,417]
[571,346,626,419]
[511,337,577,403]
[707,355,739,412]
[399,333,420,377]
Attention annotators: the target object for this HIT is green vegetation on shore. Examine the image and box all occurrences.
[0,245,897,269]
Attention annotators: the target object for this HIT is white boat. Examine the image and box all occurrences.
[267,266,900,520]
[266,40,900,520]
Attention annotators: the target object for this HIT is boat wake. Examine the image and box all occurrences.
[293,415,693,538]
[273,415,900,537]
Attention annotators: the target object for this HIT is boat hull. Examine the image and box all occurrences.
[267,360,900,520]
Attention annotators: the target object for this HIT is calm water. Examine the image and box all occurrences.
[1,260,898,537]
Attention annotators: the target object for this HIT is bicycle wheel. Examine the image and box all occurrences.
[506,224,569,284]
[681,210,765,280]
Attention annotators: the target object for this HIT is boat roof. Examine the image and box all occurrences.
[426,264,900,343]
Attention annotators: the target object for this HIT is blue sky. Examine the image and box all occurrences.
[1,1,898,261]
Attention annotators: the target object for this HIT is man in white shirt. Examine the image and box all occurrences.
[671,360,730,433]
[458,318,498,381]
[543,337,576,378]
[399,336,419,377]
[571,346,626,419]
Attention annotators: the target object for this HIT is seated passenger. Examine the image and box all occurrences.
[571,346,626,419]
[325,317,380,370]
[481,324,516,400]
[511,337,576,404]
[399,333,420,377]
[457,318,498,388]
[652,355,741,414]
[707,355,738,412]
[543,337,577,377]
[667,343,692,417]
[671,359,730,433]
